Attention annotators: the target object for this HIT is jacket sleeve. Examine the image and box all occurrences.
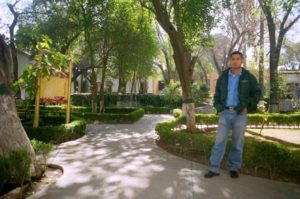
[213,77,223,113]
[247,74,261,112]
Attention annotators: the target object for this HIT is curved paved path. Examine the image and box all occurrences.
[29,115,300,199]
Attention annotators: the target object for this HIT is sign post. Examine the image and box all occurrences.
[33,52,44,128]
[66,59,72,124]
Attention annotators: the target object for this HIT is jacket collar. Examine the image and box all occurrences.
[223,67,248,77]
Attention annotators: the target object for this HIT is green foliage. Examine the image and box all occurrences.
[266,72,288,99]
[31,139,54,167]
[160,80,182,104]
[191,83,210,105]
[24,117,86,144]
[104,107,136,114]
[31,139,54,156]
[172,108,183,118]
[73,108,145,123]
[71,93,182,108]
[8,150,32,185]
[186,112,300,126]
[111,0,158,85]
[155,118,300,183]
[0,156,10,194]
[143,106,172,114]
[0,150,32,194]
[171,0,216,51]
[13,36,68,99]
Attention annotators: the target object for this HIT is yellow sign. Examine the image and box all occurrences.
[40,71,69,104]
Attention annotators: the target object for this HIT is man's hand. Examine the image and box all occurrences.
[241,107,247,115]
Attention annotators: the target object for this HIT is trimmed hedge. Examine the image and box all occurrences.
[24,116,86,144]
[104,107,137,114]
[17,104,90,113]
[155,117,300,183]
[143,106,172,114]
[173,112,300,126]
[71,93,182,108]
[73,108,145,123]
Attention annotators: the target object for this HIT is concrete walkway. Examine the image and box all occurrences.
[29,115,300,199]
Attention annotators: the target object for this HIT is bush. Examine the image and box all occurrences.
[176,112,300,127]
[0,156,10,194]
[104,107,136,114]
[71,93,182,108]
[24,117,86,144]
[31,139,54,172]
[155,118,300,183]
[143,106,172,114]
[192,83,210,105]
[0,150,32,194]
[172,108,182,118]
[73,108,145,123]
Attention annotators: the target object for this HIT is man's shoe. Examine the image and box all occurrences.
[204,171,220,178]
[230,170,239,178]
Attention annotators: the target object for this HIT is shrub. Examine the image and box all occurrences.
[104,107,136,114]
[143,106,172,114]
[176,112,300,127]
[0,150,32,195]
[192,83,210,105]
[172,108,182,118]
[155,118,300,183]
[71,93,182,108]
[73,108,145,123]
[24,117,86,144]
[0,156,10,194]
[31,139,54,167]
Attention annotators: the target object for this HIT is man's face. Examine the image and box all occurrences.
[230,54,243,69]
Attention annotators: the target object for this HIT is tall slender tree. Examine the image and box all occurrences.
[139,0,216,131]
[258,0,300,112]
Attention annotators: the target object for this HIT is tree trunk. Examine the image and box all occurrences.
[267,19,279,112]
[129,70,136,107]
[0,35,39,177]
[117,71,126,107]
[258,11,265,97]
[99,55,108,113]
[90,68,98,112]
[198,60,209,85]
[151,0,196,132]
[8,3,20,97]
[139,78,147,94]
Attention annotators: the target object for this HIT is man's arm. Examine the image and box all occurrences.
[213,77,223,113]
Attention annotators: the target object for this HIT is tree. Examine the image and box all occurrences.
[0,35,38,177]
[16,0,81,54]
[258,9,265,96]
[139,0,216,132]
[280,40,300,70]
[110,0,158,107]
[258,0,300,112]
[7,0,20,83]
[210,0,257,74]
[155,26,177,85]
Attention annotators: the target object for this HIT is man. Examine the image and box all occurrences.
[204,51,261,179]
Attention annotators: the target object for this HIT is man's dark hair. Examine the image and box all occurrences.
[230,51,243,59]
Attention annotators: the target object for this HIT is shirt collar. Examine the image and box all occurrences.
[228,68,242,77]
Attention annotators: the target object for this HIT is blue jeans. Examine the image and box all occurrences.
[208,109,248,173]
